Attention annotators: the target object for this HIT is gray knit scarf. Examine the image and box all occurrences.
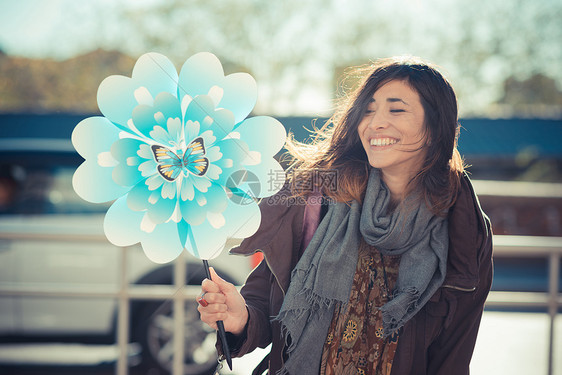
[274,168,449,375]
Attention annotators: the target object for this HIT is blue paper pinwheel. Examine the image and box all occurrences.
[72,52,286,263]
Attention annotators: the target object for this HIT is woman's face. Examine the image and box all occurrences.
[357,79,428,180]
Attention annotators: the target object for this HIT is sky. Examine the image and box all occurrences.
[0,1,82,58]
[0,0,337,114]
[1,0,561,117]
[0,0,141,60]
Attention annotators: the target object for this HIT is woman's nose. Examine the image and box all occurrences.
[368,112,390,130]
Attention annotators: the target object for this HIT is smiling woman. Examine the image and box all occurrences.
[198,56,493,375]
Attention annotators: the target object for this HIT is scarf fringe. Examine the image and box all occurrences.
[380,286,420,337]
[274,320,292,375]
[274,286,342,350]
[274,279,344,375]
[288,266,347,317]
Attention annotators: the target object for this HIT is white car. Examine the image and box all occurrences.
[0,120,258,375]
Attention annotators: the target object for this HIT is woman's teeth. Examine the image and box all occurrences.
[370,138,398,146]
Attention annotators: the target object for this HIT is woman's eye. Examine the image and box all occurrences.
[390,109,405,113]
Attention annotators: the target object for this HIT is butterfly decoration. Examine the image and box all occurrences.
[151,137,209,181]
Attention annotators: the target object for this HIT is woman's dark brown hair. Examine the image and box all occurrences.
[285,56,465,215]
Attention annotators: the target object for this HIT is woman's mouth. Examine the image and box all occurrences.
[370,138,399,147]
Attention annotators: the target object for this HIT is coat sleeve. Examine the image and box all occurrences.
[217,189,307,359]
[426,237,493,374]
[425,176,494,374]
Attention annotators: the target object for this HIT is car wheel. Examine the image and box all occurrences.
[133,299,218,375]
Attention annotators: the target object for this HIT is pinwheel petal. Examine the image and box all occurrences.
[74,52,287,264]
[178,52,257,123]
[72,116,121,158]
[147,195,177,224]
[98,53,178,129]
[126,178,152,211]
[110,138,147,187]
[132,92,182,140]
[220,73,258,125]
[183,96,236,142]
[104,196,145,246]
[244,159,286,198]
[73,161,129,203]
[184,221,228,260]
[236,116,287,156]
[222,199,261,239]
[179,197,207,226]
[140,222,184,263]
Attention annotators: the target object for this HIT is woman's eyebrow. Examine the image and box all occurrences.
[370,97,409,105]
[387,97,409,105]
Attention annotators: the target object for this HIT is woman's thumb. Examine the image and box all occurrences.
[209,267,233,292]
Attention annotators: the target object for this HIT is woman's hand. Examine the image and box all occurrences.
[197,267,249,335]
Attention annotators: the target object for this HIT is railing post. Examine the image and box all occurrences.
[547,252,559,375]
[173,251,187,375]
[116,246,130,375]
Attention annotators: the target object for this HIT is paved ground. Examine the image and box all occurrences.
[1,311,560,375]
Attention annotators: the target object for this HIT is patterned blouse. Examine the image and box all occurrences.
[320,240,401,375]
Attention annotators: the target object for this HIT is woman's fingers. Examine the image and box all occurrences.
[197,267,249,335]
[198,294,227,313]
[198,301,228,327]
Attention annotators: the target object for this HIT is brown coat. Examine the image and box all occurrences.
[224,174,493,375]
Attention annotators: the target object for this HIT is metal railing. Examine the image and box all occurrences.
[0,230,203,375]
[486,235,562,375]
[0,231,561,375]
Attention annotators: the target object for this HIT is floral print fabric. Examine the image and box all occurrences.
[320,241,400,375]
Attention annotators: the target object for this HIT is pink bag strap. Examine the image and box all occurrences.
[299,191,323,255]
